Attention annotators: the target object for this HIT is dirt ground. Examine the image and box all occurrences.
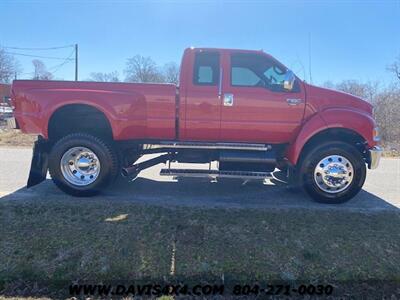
[0,128,36,147]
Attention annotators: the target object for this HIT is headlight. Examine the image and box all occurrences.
[373,127,380,142]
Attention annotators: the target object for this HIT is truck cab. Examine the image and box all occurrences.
[179,48,305,144]
[9,47,382,203]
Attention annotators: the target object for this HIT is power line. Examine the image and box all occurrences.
[49,49,75,74]
[18,71,35,76]
[308,33,313,84]
[75,44,78,81]
[3,45,74,51]
[5,51,75,61]
[14,49,75,79]
[16,54,74,78]
[6,44,79,80]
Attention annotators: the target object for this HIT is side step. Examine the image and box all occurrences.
[160,168,272,179]
[219,149,276,164]
[149,141,271,151]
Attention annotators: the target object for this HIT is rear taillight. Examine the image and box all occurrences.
[4,96,13,109]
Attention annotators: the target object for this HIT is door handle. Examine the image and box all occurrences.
[286,98,302,106]
[223,93,234,106]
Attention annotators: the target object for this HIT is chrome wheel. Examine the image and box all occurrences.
[313,155,354,193]
[60,147,101,186]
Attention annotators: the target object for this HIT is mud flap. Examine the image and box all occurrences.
[27,136,50,188]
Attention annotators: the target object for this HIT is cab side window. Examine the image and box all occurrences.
[231,53,297,92]
[231,67,260,86]
[193,52,220,86]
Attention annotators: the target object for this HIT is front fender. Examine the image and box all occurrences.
[286,114,327,165]
[320,108,376,147]
[286,108,376,165]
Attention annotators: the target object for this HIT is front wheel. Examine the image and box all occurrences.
[299,141,366,204]
[48,133,118,196]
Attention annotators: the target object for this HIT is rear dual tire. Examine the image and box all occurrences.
[48,133,118,197]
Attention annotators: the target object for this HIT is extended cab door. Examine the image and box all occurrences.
[181,50,221,141]
[220,52,306,143]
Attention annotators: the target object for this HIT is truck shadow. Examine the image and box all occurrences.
[2,175,398,211]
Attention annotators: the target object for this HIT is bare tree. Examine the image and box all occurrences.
[163,62,180,84]
[321,80,335,89]
[0,48,19,83]
[323,80,400,149]
[323,80,379,102]
[88,71,120,82]
[373,84,400,144]
[124,55,164,83]
[387,55,400,81]
[32,59,53,80]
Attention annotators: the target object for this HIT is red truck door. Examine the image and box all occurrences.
[220,52,305,143]
[181,50,221,141]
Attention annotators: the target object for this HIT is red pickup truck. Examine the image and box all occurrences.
[9,47,382,203]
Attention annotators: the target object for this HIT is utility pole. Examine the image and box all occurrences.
[75,44,78,81]
[308,33,313,84]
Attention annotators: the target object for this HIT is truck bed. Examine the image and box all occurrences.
[12,80,177,140]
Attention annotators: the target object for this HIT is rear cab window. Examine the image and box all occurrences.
[193,52,220,86]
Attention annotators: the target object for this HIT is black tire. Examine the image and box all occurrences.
[298,141,366,204]
[285,166,302,193]
[48,133,118,197]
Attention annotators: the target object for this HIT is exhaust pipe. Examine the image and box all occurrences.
[121,166,137,177]
[122,154,171,177]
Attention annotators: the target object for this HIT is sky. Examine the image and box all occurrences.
[0,0,399,85]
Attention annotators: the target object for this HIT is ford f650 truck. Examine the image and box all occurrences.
[8,47,382,203]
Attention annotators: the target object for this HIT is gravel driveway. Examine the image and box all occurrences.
[0,147,399,211]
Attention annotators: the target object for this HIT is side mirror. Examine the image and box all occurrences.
[283,70,295,91]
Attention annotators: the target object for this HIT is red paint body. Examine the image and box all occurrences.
[11,47,377,165]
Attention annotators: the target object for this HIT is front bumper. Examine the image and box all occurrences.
[368,146,383,169]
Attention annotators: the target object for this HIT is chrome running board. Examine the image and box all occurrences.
[160,168,272,179]
[145,141,271,151]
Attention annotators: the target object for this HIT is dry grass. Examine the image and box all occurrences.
[382,143,400,157]
[0,128,36,148]
[0,296,51,300]
[0,196,399,298]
